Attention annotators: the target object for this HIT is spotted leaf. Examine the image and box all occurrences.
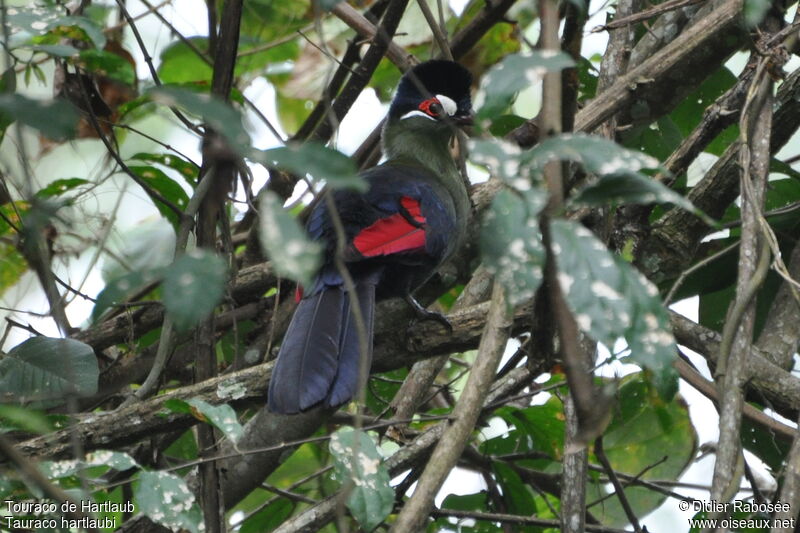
[528,134,660,176]
[480,188,546,307]
[259,142,364,191]
[162,249,228,331]
[551,220,678,398]
[258,190,322,288]
[170,398,244,444]
[42,450,139,479]
[329,428,394,532]
[135,470,203,533]
[470,138,537,188]
[571,173,715,226]
[478,51,575,119]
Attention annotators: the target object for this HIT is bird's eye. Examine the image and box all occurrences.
[419,98,443,117]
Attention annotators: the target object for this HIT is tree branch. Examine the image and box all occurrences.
[390,282,512,532]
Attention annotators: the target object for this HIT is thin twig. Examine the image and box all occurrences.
[593,0,705,32]
[112,0,201,133]
[416,0,453,60]
[594,436,646,533]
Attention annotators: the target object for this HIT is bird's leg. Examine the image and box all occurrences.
[404,292,453,334]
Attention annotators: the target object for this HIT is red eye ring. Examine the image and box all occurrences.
[419,97,443,117]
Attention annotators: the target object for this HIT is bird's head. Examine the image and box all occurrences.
[388,60,473,131]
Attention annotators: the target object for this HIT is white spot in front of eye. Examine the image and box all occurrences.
[401,110,436,121]
[435,94,458,116]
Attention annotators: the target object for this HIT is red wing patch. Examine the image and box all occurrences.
[295,286,304,303]
[353,196,427,257]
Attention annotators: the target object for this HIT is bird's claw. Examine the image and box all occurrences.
[404,294,453,334]
[409,306,453,334]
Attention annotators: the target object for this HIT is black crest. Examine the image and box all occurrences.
[389,60,473,119]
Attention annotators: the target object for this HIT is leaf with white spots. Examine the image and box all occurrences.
[571,173,715,225]
[329,428,393,532]
[135,470,204,533]
[528,134,660,177]
[259,142,365,191]
[480,188,546,307]
[551,220,678,398]
[184,398,243,444]
[41,450,139,479]
[470,138,535,188]
[258,190,322,288]
[0,337,98,408]
[162,249,228,331]
[478,51,576,119]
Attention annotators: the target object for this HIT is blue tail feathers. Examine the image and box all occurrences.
[267,281,377,414]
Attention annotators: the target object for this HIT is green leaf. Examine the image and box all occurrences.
[744,0,770,26]
[330,428,394,532]
[131,152,199,186]
[621,116,683,161]
[185,398,244,444]
[670,67,738,155]
[493,403,566,459]
[0,337,99,407]
[0,405,53,434]
[528,133,660,177]
[159,36,298,83]
[480,188,546,307]
[92,269,161,322]
[45,15,106,48]
[318,0,342,10]
[478,51,575,119]
[488,114,526,137]
[441,492,488,511]
[158,38,213,84]
[135,470,203,533]
[0,94,78,139]
[258,190,322,288]
[0,243,26,298]
[551,220,678,398]
[127,165,190,230]
[259,142,364,191]
[571,173,715,226]
[147,86,251,155]
[35,178,90,198]
[240,499,293,533]
[470,138,534,188]
[42,450,139,479]
[29,44,80,57]
[493,462,538,524]
[5,6,63,42]
[76,49,136,85]
[0,67,15,141]
[162,249,228,331]
[588,374,696,526]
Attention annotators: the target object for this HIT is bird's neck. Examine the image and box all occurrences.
[381,118,471,240]
[382,120,459,178]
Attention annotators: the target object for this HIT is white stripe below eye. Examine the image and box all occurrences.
[400,110,436,121]
[436,94,458,116]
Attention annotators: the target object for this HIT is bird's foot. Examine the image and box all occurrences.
[404,294,453,334]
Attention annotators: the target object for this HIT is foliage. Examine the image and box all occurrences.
[0,1,798,532]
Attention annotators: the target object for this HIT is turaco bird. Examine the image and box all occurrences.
[268,60,473,414]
